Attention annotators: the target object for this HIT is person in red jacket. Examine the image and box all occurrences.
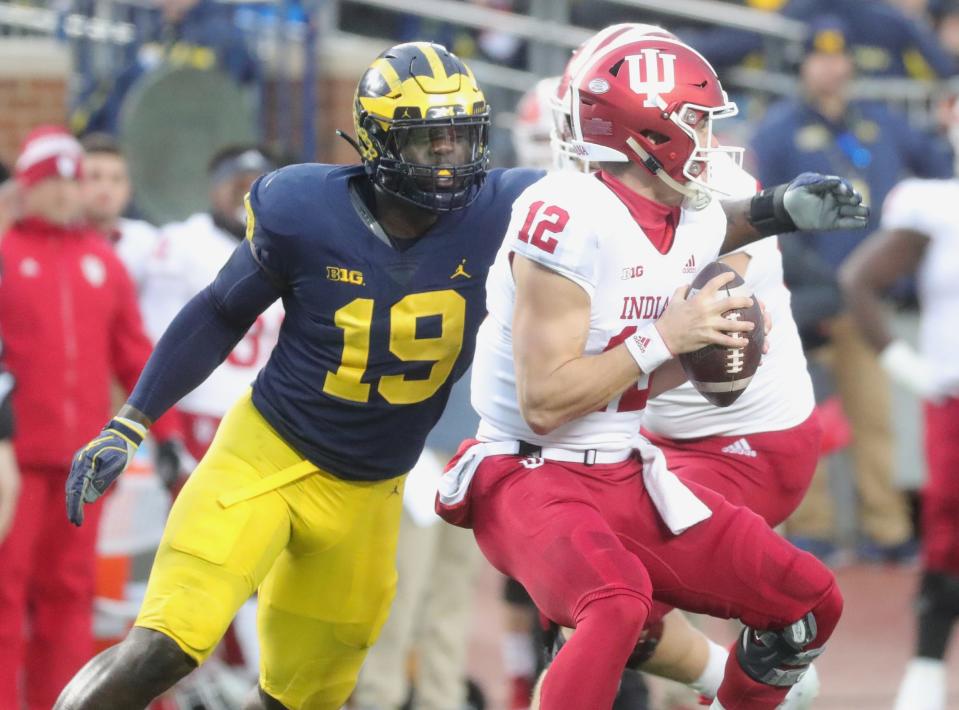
[0,126,177,710]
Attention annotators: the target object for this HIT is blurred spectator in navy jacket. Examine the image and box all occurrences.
[71,0,258,136]
[685,0,957,78]
[751,16,954,269]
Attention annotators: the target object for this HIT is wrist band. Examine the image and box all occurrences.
[748,184,797,237]
[111,417,147,446]
[624,322,673,375]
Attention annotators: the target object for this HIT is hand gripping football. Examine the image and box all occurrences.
[678,261,763,407]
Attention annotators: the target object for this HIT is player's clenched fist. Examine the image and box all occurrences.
[65,417,145,526]
[654,271,755,354]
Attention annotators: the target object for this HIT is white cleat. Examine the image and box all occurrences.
[893,658,946,710]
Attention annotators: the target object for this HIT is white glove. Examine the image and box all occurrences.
[879,340,937,400]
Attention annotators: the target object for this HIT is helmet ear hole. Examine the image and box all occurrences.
[640,129,669,145]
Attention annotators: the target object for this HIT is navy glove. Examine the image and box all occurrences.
[781,173,870,231]
[66,417,146,526]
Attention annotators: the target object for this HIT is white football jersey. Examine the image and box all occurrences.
[643,161,815,438]
[472,170,727,451]
[113,218,161,289]
[881,178,959,396]
[139,213,283,417]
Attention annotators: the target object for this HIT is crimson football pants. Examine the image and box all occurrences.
[643,410,822,529]
[0,466,104,710]
[468,451,841,710]
[923,397,959,575]
[641,411,822,626]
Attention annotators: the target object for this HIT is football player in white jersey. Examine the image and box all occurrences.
[437,29,866,710]
[512,24,822,709]
[141,146,283,465]
[842,176,959,710]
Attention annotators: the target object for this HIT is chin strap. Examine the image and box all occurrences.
[335,129,364,158]
[625,137,712,211]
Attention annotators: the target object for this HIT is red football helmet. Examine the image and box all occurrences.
[553,29,741,209]
[512,76,561,169]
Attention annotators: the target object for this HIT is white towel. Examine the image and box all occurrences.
[436,439,711,536]
[638,438,713,534]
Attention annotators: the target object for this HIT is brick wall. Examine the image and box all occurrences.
[0,39,70,168]
[0,34,377,170]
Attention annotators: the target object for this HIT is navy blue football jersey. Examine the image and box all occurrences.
[246,163,542,481]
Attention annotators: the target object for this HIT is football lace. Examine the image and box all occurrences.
[725,311,745,374]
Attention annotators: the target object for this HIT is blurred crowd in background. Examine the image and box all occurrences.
[2,0,959,709]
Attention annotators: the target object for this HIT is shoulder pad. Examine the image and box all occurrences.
[489,167,546,202]
[248,164,335,237]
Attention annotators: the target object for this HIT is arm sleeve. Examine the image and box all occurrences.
[127,240,284,421]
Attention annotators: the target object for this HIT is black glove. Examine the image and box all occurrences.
[153,439,191,491]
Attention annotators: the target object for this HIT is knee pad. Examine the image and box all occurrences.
[736,612,824,687]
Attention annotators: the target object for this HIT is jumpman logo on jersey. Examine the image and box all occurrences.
[389,483,401,497]
[450,259,471,279]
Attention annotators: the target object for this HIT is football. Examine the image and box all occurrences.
[678,261,763,407]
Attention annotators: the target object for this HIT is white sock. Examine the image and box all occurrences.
[780,664,820,710]
[502,631,537,678]
[894,657,946,710]
[690,639,728,698]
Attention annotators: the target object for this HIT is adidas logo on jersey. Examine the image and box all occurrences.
[721,438,757,458]
[682,255,697,274]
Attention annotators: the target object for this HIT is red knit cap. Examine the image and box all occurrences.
[14,125,84,189]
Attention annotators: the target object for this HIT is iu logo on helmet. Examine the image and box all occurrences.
[626,49,677,108]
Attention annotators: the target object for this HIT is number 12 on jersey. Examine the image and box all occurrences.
[518,201,569,254]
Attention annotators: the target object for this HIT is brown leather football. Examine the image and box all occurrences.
[678,261,763,407]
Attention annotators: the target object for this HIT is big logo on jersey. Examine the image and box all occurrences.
[625,49,676,108]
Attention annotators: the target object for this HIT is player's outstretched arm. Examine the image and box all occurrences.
[65,240,283,526]
[513,257,753,434]
[840,227,935,398]
[720,172,870,254]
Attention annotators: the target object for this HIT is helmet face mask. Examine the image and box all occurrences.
[354,43,491,213]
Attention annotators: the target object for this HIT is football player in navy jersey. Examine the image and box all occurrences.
[57,41,541,710]
[56,38,865,710]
